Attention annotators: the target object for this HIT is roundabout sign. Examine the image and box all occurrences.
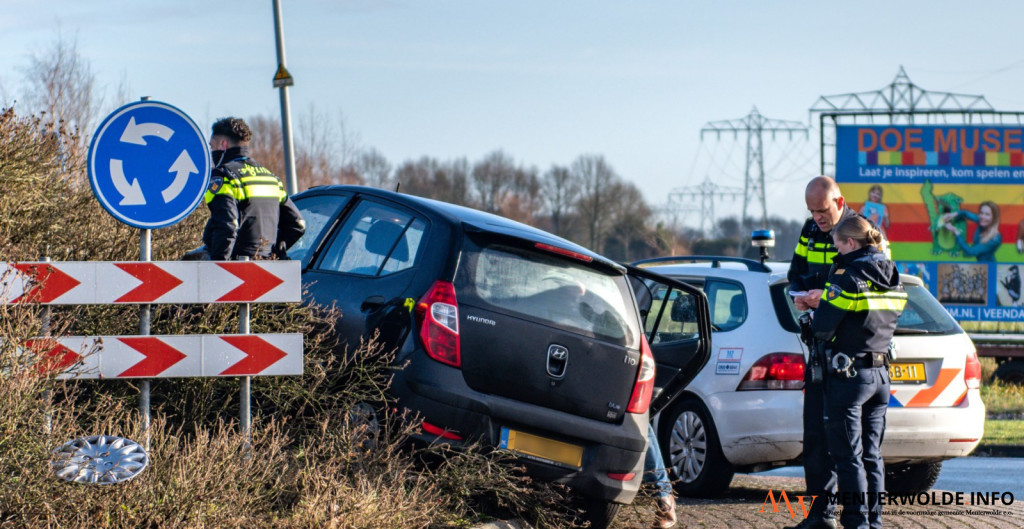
[87,101,210,229]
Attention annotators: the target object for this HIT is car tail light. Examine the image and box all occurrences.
[421,420,463,441]
[964,347,982,390]
[626,335,656,414]
[416,281,460,367]
[737,353,805,391]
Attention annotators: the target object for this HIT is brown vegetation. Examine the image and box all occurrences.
[0,106,584,528]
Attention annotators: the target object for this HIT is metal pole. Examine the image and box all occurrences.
[140,228,152,448]
[238,257,251,446]
[42,256,52,436]
[272,0,298,195]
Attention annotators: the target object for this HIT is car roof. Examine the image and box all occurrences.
[634,256,790,283]
[296,184,624,272]
[636,255,924,287]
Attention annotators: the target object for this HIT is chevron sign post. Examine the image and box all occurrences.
[1,260,304,380]
[0,261,300,305]
[27,334,302,379]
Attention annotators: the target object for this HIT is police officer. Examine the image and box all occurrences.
[812,215,905,529]
[785,175,861,529]
[202,117,305,260]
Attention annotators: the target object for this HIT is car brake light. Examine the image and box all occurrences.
[964,347,981,390]
[534,242,593,262]
[416,281,460,367]
[737,353,806,391]
[626,335,656,414]
[421,420,463,440]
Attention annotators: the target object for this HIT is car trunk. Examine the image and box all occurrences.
[453,233,642,424]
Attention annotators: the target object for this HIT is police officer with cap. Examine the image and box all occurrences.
[202,117,305,261]
[812,215,905,529]
[785,175,868,529]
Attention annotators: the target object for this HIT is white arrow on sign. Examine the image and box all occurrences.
[109,159,146,206]
[162,150,198,203]
[119,116,174,146]
[25,334,302,379]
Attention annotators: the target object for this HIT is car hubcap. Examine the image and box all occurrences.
[668,410,707,483]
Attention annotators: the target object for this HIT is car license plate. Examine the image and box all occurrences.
[499,427,582,469]
[889,362,926,383]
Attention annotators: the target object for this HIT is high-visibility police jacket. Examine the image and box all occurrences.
[787,206,889,292]
[811,246,906,355]
[202,146,305,260]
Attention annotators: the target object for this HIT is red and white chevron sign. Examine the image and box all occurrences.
[0,261,300,304]
[26,334,302,379]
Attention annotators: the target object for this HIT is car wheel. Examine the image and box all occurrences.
[577,497,620,529]
[885,461,942,495]
[347,401,380,451]
[993,360,1024,385]
[659,398,734,498]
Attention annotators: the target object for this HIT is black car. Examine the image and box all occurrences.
[287,185,711,527]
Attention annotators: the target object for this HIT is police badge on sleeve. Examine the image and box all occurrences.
[826,283,842,301]
[208,177,223,193]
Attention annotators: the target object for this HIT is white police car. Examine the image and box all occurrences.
[635,243,985,498]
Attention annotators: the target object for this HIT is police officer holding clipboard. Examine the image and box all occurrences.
[786,176,863,529]
[811,215,905,529]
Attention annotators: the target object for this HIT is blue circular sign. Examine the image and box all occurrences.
[88,101,211,229]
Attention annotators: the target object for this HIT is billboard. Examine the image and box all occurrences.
[836,125,1024,332]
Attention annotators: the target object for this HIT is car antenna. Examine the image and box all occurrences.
[394,181,401,193]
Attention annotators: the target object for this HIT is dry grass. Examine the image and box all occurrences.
[0,107,579,529]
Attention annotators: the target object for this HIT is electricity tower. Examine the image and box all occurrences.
[701,107,808,230]
[810,66,996,175]
[668,177,743,237]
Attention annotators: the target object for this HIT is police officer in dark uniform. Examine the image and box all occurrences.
[202,117,305,260]
[812,215,905,529]
[785,175,860,529]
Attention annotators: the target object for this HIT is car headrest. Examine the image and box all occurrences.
[365,222,409,260]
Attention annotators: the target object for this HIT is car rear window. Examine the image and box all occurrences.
[455,242,639,344]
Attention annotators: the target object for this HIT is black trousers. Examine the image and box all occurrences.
[803,380,838,520]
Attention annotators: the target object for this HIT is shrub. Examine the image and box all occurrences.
[0,107,577,528]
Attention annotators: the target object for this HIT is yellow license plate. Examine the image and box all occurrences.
[499,428,583,469]
[889,362,926,383]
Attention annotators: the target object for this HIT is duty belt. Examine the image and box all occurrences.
[847,352,888,368]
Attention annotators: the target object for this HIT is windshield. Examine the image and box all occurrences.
[774,282,961,335]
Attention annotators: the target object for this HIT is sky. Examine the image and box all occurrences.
[4,0,1024,229]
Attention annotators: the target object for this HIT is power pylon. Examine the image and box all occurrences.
[701,107,808,230]
[668,177,743,237]
[810,66,995,175]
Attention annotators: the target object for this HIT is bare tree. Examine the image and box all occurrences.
[18,32,99,182]
[541,164,579,237]
[572,154,618,253]
[356,147,393,189]
[471,150,517,214]
[246,114,286,179]
[20,32,98,135]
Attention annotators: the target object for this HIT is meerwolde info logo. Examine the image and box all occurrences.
[758,489,1016,520]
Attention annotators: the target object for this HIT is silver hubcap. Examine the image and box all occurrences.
[668,410,708,483]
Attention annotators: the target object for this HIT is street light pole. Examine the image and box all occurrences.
[272,0,298,195]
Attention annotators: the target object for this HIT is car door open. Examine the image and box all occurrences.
[626,265,712,415]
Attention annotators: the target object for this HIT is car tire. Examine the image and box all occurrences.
[993,360,1024,385]
[578,497,620,529]
[885,461,942,495]
[659,398,734,498]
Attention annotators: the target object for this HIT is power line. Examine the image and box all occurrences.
[700,107,808,230]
